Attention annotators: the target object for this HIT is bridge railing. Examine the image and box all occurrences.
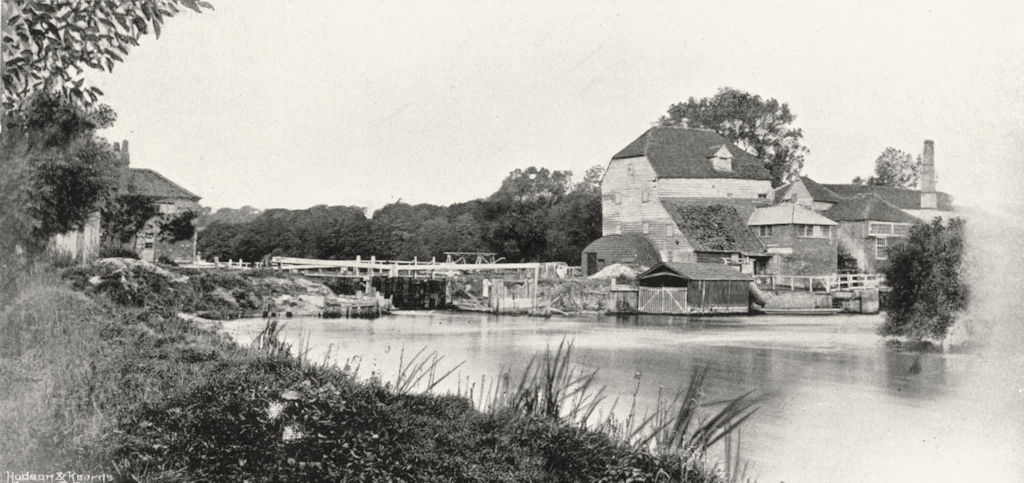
[833,273,885,290]
[754,273,886,293]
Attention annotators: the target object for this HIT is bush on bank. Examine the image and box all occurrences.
[1,261,725,482]
[880,217,968,341]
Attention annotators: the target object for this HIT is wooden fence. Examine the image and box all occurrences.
[754,273,886,293]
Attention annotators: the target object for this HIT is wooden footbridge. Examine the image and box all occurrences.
[271,254,571,315]
[753,273,886,294]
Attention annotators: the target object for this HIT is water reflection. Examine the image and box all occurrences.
[223,312,1020,482]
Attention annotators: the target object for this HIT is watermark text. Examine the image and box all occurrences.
[4,471,113,483]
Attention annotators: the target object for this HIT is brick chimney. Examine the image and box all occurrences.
[920,139,937,209]
[113,139,131,194]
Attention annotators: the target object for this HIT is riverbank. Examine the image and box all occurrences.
[0,259,727,481]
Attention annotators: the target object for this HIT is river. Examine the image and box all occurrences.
[223,312,1023,482]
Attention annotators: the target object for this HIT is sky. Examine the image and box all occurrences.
[94,0,1024,213]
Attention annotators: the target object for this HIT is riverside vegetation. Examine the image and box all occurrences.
[0,258,756,482]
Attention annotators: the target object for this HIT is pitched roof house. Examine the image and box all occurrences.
[748,203,839,275]
[583,127,774,275]
[111,140,202,263]
[770,140,956,273]
[822,193,922,273]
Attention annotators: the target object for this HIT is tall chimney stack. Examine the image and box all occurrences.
[920,140,937,209]
[921,140,935,191]
[117,139,131,194]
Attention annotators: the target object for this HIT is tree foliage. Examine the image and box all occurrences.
[197,165,606,265]
[658,87,808,187]
[880,218,969,340]
[852,147,919,188]
[101,194,158,244]
[159,209,197,242]
[1,93,118,251]
[195,205,262,228]
[2,0,214,116]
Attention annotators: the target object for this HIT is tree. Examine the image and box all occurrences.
[658,87,808,187]
[852,147,919,188]
[2,0,214,117]
[101,194,159,247]
[1,93,119,251]
[484,167,574,261]
[880,218,968,341]
[490,167,573,205]
[195,206,262,228]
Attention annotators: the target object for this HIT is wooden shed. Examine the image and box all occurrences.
[636,262,752,315]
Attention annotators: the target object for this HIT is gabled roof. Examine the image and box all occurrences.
[582,233,661,268]
[748,203,838,226]
[821,183,952,210]
[660,198,767,255]
[128,168,201,201]
[639,262,752,282]
[823,193,920,223]
[797,177,844,203]
[774,176,844,204]
[611,127,771,180]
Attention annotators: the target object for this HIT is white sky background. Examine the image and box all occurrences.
[94,0,1024,213]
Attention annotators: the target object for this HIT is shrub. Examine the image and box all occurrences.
[99,246,139,259]
[101,195,158,244]
[880,217,968,340]
[160,210,197,242]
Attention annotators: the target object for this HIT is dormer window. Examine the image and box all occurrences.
[709,145,733,172]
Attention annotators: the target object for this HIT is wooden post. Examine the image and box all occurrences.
[533,265,540,311]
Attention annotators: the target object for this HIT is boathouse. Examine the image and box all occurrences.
[635,262,752,315]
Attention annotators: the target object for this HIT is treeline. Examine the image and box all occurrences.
[197,166,603,264]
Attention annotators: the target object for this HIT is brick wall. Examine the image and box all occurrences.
[757,224,837,275]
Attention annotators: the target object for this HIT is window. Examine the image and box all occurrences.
[158,202,175,214]
[875,237,888,259]
[869,222,894,236]
[796,224,815,237]
[757,225,773,237]
[615,224,622,235]
[641,189,650,203]
[614,193,621,205]
[642,222,650,234]
[666,224,674,237]
[712,158,732,172]
[757,193,768,199]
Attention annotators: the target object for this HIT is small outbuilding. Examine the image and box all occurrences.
[636,262,752,315]
[581,233,660,276]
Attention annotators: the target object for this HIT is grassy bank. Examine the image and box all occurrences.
[1,260,745,481]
